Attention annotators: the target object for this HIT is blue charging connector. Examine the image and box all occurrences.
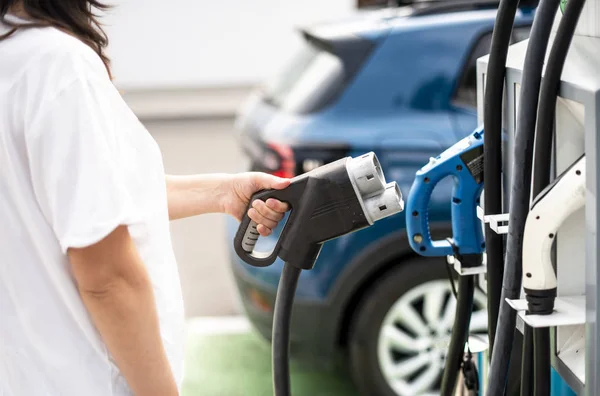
[406,127,485,257]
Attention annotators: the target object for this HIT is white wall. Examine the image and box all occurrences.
[103,0,357,90]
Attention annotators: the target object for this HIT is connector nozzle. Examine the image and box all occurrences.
[346,152,386,197]
[364,182,404,222]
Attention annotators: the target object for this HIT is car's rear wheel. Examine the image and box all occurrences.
[348,257,487,396]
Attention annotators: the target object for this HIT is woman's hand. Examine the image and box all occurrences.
[223,172,291,236]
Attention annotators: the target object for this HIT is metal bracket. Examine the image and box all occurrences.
[447,255,487,276]
[477,206,509,234]
[506,296,585,328]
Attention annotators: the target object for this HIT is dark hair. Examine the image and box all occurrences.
[0,0,112,78]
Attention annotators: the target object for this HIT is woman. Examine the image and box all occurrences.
[0,1,289,395]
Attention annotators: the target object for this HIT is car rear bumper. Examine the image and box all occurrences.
[229,251,342,368]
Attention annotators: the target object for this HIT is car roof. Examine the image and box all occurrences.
[387,7,530,33]
[303,2,533,42]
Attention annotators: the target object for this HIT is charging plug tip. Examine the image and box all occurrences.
[347,152,386,197]
[364,182,404,222]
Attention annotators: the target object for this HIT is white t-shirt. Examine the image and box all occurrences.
[0,18,185,395]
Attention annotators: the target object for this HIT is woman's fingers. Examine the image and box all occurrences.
[248,208,278,230]
[252,200,285,222]
[256,224,272,237]
[248,198,289,237]
[266,198,289,213]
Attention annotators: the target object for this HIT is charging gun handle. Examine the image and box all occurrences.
[407,168,484,257]
[522,154,586,312]
[233,181,303,267]
[450,177,485,256]
[407,166,457,257]
[407,129,484,257]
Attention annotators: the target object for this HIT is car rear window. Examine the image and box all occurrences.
[452,25,531,109]
[261,38,345,114]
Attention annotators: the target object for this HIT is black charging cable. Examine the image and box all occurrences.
[520,325,535,395]
[441,274,476,395]
[486,0,561,392]
[532,328,551,395]
[528,0,585,394]
[272,263,303,396]
[533,0,585,197]
[515,1,562,393]
[441,243,478,396]
[483,0,520,360]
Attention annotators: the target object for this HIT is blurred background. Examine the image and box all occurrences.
[103,1,532,395]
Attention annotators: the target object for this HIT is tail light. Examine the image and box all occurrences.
[266,142,296,179]
[246,137,350,178]
[247,287,274,313]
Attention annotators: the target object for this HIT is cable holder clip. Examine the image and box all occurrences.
[476,206,509,234]
[505,296,585,328]
[446,239,487,276]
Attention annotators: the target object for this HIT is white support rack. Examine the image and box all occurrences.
[477,206,509,234]
[447,255,487,276]
[506,296,586,328]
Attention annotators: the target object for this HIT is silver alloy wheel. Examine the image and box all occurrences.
[377,279,488,396]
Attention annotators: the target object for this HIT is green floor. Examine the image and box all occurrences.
[182,329,359,396]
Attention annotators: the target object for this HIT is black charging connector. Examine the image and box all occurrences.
[234,152,404,396]
[235,153,402,270]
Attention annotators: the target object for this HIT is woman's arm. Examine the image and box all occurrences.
[69,226,178,396]
[166,173,290,235]
[165,174,229,221]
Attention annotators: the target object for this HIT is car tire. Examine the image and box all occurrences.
[348,256,487,396]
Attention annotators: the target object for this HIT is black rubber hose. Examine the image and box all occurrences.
[533,0,585,194]
[507,329,526,396]
[529,0,585,394]
[533,329,551,395]
[532,327,551,393]
[486,0,560,392]
[272,263,302,396]
[483,0,520,358]
[520,325,534,396]
[440,275,476,396]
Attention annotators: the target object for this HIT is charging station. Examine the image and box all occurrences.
[476,2,600,393]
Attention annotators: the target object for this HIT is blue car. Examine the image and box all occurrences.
[227,3,533,395]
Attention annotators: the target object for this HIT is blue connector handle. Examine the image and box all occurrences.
[406,128,485,257]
